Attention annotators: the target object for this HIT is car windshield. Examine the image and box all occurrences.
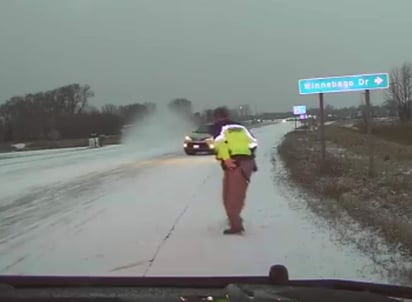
[1,0,412,288]
[194,125,211,134]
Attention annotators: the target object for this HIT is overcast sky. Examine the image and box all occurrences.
[0,0,411,112]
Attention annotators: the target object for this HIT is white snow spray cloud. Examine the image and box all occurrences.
[121,105,197,156]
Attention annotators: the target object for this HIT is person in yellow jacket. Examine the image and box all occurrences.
[210,107,258,235]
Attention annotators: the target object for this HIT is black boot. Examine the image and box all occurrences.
[223,218,245,235]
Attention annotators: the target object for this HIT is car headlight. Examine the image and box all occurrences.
[184,136,192,141]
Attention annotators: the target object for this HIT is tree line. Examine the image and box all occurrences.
[385,62,412,121]
[1,62,410,143]
[0,85,247,143]
[0,84,161,142]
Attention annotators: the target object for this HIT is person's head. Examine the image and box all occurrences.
[213,106,230,121]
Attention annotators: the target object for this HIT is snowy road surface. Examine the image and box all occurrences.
[0,122,394,283]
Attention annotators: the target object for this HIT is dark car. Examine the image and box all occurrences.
[183,123,215,155]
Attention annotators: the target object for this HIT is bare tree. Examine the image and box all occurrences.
[77,84,94,114]
[101,104,119,114]
[385,62,412,121]
[168,98,192,116]
[383,98,398,117]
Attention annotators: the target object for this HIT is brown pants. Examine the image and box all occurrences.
[222,159,254,231]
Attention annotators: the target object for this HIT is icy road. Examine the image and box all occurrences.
[0,122,396,283]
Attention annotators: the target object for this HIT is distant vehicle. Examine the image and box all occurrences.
[183,123,215,155]
[11,143,26,151]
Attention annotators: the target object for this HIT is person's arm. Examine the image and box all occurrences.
[243,127,258,149]
[214,127,231,161]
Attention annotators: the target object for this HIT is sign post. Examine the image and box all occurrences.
[364,89,374,177]
[292,105,307,130]
[298,73,389,167]
[299,114,309,129]
[319,93,326,160]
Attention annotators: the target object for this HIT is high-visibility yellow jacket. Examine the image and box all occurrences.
[211,120,258,161]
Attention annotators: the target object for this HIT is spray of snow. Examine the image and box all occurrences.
[121,105,197,155]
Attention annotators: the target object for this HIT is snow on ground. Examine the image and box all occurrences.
[145,123,387,281]
[0,146,87,160]
[0,144,177,206]
[0,110,194,206]
[0,121,398,284]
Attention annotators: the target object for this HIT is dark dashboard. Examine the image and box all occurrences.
[0,265,411,302]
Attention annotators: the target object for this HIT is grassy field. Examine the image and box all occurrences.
[278,123,412,282]
[354,120,412,146]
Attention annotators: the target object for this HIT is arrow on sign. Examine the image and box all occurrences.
[374,76,383,85]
